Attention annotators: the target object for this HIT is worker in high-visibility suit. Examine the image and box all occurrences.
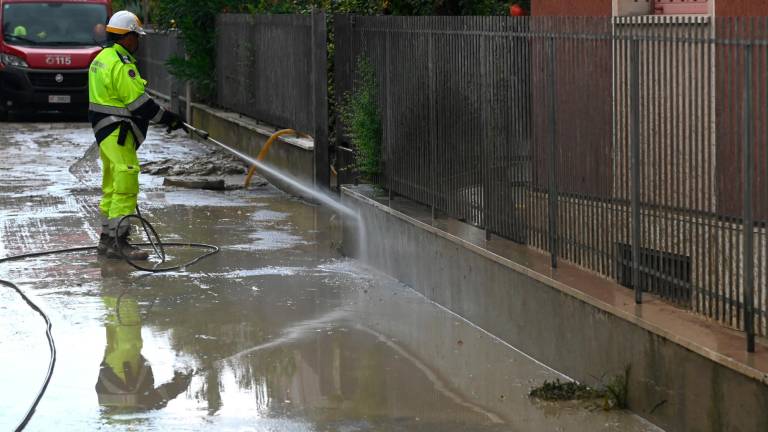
[89,11,183,260]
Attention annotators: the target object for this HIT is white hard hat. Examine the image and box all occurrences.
[106,11,146,36]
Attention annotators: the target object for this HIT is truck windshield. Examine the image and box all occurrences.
[2,3,108,46]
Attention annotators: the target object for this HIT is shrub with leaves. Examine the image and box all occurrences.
[340,57,382,180]
[603,366,630,410]
[111,0,140,14]
[529,379,604,401]
[152,0,226,100]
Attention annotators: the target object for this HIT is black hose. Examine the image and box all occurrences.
[0,247,97,431]
[0,212,219,431]
[115,208,219,273]
[0,277,57,432]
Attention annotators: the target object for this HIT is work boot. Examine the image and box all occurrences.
[106,234,149,261]
[97,233,111,256]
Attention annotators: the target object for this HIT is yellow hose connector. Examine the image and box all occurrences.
[244,129,304,188]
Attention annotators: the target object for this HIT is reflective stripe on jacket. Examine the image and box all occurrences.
[88,43,167,146]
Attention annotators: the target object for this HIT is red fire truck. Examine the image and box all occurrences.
[0,0,112,118]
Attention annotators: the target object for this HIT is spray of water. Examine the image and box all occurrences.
[206,135,367,260]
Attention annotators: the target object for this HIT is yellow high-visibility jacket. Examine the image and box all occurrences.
[88,43,171,147]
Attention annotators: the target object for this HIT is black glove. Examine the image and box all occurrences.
[161,110,184,132]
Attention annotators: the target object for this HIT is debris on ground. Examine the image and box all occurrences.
[529,366,631,411]
[141,150,247,177]
[141,149,271,190]
[529,379,604,402]
[163,177,227,191]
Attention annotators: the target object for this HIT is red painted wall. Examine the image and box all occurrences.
[716,0,767,16]
[535,0,767,17]
[532,0,612,16]
[530,19,614,197]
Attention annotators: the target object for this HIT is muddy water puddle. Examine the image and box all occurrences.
[0,123,659,431]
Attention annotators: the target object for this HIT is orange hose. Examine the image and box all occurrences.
[244,129,300,188]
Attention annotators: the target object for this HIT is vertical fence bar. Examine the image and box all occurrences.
[743,42,756,352]
[547,36,558,269]
[428,21,437,225]
[311,11,330,189]
[169,32,182,116]
[480,19,491,240]
[612,17,619,281]
[684,17,694,307]
[727,17,738,328]
[333,15,351,187]
[760,17,768,337]
[630,37,643,304]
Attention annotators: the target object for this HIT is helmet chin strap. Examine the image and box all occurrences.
[113,33,139,54]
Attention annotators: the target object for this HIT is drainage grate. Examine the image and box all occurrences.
[616,243,692,305]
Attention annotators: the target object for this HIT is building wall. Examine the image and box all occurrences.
[532,0,612,17]
[532,0,725,17]
[529,18,614,199]
[716,0,766,16]
[536,0,768,18]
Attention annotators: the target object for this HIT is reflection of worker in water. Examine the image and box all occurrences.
[95,292,191,410]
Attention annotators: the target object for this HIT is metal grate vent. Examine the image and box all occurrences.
[617,243,692,305]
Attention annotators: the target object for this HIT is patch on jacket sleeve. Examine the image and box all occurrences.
[128,69,137,79]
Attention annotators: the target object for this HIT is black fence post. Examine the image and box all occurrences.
[170,32,183,117]
[334,15,351,187]
[312,10,330,189]
[427,20,438,225]
[742,43,756,353]
[630,37,643,305]
[547,36,558,269]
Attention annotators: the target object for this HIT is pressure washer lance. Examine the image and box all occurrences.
[182,123,262,168]
[2,167,222,431]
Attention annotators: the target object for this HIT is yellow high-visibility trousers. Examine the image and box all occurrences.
[99,129,140,233]
[102,296,143,384]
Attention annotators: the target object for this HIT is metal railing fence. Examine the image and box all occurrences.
[335,15,768,351]
[137,14,331,187]
[216,14,315,134]
[215,13,330,187]
[135,29,180,99]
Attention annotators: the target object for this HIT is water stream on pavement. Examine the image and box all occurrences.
[196,134,370,263]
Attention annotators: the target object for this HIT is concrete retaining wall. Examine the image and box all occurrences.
[341,186,768,432]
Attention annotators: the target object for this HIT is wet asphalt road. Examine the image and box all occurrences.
[0,122,660,431]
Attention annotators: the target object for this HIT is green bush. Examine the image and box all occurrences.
[153,0,235,100]
[111,0,141,14]
[339,57,382,180]
[111,0,163,22]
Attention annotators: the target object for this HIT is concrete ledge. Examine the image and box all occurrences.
[341,186,768,432]
[189,102,315,193]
